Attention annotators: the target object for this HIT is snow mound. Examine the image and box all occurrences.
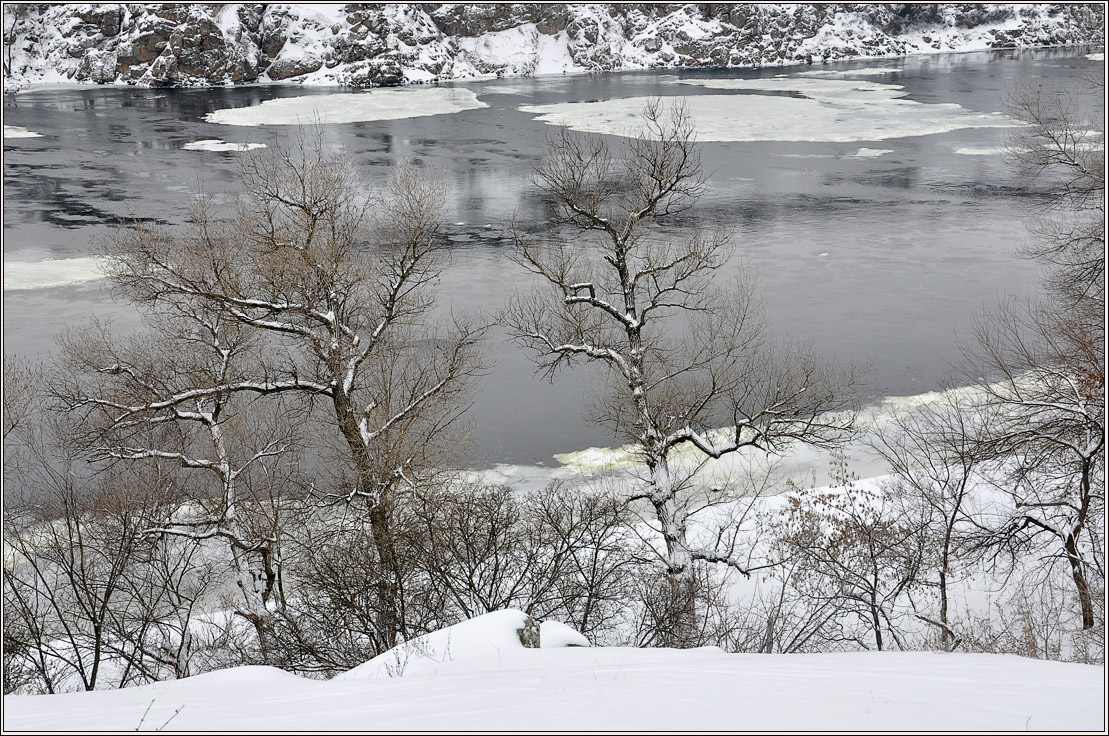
[336,610,588,681]
[182,139,267,152]
[204,88,487,126]
[540,620,590,649]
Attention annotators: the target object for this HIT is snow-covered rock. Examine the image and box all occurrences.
[2,4,1103,91]
[335,609,589,681]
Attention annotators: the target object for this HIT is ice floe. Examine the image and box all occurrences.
[477,85,530,96]
[3,125,43,139]
[1086,52,1104,61]
[799,67,900,77]
[955,146,1007,156]
[182,139,268,152]
[520,76,1014,143]
[851,147,894,158]
[205,87,488,126]
[4,257,105,291]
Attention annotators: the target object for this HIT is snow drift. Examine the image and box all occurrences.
[3,613,1102,730]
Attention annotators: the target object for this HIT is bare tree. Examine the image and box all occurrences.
[3,458,177,692]
[411,481,639,635]
[1006,78,1105,310]
[94,128,486,652]
[103,531,220,683]
[3,353,40,442]
[54,313,300,659]
[505,100,855,646]
[772,452,928,652]
[961,298,1104,632]
[871,390,987,650]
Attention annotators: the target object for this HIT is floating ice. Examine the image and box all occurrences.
[955,146,1007,156]
[478,85,529,96]
[799,67,900,77]
[4,257,105,290]
[852,147,894,158]
[3,125,43,139]
[205,87,488,126]
[1086,52,1104,61]
[182,139,268,152]
[520,77,1015,142]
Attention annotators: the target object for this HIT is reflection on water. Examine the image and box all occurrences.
[3,47,1100,464]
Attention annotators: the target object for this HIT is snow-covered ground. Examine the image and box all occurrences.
[3,610,1102,731]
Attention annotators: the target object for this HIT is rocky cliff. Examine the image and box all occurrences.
[2,4,1104,91]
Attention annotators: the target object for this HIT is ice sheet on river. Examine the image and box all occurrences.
[182,139,268,152]
[4,257,105,291]
[204,87,488,126]
[3,125,44,139]
[468,383,997,495]
[519,76,1014,142]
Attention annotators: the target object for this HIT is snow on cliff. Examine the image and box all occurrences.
[2,4,1104,91]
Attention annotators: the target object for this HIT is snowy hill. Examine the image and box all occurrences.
[2,4,1104,91]
[3,610,1103,730]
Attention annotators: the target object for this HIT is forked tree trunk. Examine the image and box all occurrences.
[648,452,698,647]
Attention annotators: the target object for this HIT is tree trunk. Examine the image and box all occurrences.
[1067,459,1095,630]
[938,567,950,649]
[368,498,400,652]
[648,453,697,647]
[1065,532,1095,630]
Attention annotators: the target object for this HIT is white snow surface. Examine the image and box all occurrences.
[4,257,105,291]
[3,125,43,139]
[520,75,1015,142]
[4,644,1101,730]
[181,139,268,152]
[455,24,582,78]
[204,87,487,126]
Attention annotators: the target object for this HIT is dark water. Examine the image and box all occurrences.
[3,47,1101,465]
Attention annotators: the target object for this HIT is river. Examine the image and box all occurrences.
[2,47,1100,466]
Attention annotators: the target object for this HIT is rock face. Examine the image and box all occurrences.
[2,4,1104,91]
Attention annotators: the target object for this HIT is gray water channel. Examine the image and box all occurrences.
[3,47,1100,465]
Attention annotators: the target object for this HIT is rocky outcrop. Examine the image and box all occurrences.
[2,4,1104,91]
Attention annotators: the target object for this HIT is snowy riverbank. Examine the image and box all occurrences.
[3,4,1103,91]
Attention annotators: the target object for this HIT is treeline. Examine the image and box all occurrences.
[3,82,1103,692]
